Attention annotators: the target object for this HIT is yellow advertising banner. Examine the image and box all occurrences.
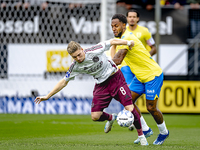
[46,50,72,72]
[159,81,200,113]
[136,81,200,113]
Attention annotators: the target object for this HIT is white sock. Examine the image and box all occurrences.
[157,121,168,135]
[140,116,149,131]
[138,134,145,138]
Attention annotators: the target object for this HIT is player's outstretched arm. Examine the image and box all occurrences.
[34,78,69,104]
[109,39,134,60]
[109,39,134,48]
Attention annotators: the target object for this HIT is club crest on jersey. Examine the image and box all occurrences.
[92,56,99,62]
[88,61,103,73]
[65,71,70,78]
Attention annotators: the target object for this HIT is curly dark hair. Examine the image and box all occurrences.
[111,14,127,24]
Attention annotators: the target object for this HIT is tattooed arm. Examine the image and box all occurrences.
[112,49,128,65]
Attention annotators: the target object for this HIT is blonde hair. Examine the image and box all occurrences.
[67,41,81,54]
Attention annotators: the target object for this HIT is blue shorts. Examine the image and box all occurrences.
[121,66,135,85]
[129,73,164,100]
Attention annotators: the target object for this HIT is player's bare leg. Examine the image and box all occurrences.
[91,111,117,133]
[146,99,169,145]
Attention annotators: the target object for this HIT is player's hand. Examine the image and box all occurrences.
[129,40,134,49]
[34,96,48,104]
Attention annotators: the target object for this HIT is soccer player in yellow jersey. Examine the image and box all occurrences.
[110,10,157,86]
[126,9,156,56]
[110,14,169,145]
[126,10,156,132]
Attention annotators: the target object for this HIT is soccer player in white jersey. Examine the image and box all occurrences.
[34,38,149,146]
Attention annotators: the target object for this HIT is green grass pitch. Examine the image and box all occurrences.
[0,114,200,150]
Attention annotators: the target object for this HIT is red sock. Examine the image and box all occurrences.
[131,108,142,129]
[97,112,111,121]
[137,129,143,136]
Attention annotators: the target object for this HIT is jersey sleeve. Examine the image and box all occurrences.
[64,70,79,82]
[116,44,129,51]
[146,37,155,46]
[85,41,111,54]
[63,61,79,82]
[144,28,155,46]
[105,41,111,50]
[100,40,111,52]
[144,28,151,40]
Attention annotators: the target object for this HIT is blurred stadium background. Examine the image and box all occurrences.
[0,0,200,114]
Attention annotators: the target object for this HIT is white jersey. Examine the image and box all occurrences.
[64,41,117,84]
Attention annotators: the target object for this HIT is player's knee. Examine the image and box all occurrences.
[91,114,100,121]
[146,104,156,113]
[124,104,134,112]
